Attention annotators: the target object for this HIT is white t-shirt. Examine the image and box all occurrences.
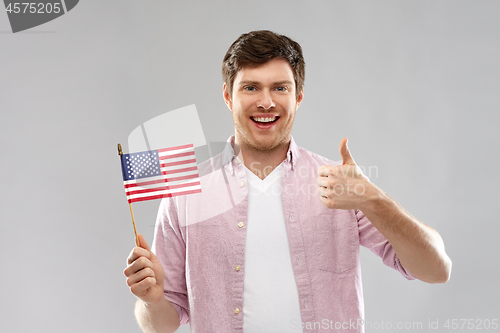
[242,164,303,333]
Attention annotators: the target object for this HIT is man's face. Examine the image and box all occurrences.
[223,58,304,152]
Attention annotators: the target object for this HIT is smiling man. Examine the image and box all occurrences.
[124,30,452,333]
[225,57,303,180]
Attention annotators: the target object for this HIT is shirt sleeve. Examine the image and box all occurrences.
[356,209,415,280]
[152,197,190,325]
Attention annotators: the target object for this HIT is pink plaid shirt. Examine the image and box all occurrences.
[152,136,414,333]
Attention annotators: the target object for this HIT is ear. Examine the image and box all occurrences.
[295,87,304,110]
[223,82,232,111]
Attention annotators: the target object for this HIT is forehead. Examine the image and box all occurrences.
[234,58,294,85]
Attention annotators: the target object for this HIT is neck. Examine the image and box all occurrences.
[234,136,290,180]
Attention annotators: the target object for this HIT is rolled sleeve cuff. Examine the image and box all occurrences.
[170,303,190,326]
[164,293,190,325]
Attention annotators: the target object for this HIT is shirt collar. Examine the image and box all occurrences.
[222,135,300,171]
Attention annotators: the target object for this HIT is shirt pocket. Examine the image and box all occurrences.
[314,213,358,273]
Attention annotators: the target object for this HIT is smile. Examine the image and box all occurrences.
[251,116,279,124]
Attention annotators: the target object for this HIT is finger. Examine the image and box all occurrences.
[127,246,151,265]
[318,165,337,178]
[130,276,157,298]
[317,186,329,198]
[126,267,156,287]
[339,137,356,165]
[137,234,151,251]
[126,234,152,264]
[124,256,155,277]
[316,176,332,188]
[319,195,335,209]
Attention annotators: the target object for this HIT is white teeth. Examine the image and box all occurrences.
[253,117,276,123]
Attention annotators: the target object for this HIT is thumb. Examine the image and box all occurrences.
[339,137,356,165]
[137,234,151,252]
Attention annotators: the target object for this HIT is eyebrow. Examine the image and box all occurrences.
[237,80,294,86]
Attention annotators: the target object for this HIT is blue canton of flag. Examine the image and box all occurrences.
[122,151,162,181]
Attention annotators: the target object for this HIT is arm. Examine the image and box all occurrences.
[317,138,452,283]
[124,234,181,332]
[134,298,180,333]
[357,186,451,283]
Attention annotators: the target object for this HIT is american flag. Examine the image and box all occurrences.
[120,144,202,203]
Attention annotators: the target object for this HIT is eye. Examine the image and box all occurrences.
[275,86,288,92]
[244,86,256,91]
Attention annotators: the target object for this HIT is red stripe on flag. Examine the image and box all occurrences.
[159,151,195,160]
[126,181,201,196]
[128,193,167,203]
[161,159,197,168]
[124,178,166,189]
[128,188,202,203]
[126,187,165,197]
[169,188,202,197]
[165,181,200,190]
[158,144,194,152]
[163,166,198,175]
[162,173,200,182]
[124,172,199,189]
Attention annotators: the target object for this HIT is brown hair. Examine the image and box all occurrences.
[222,30,305,99]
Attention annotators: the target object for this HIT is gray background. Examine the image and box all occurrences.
[1,1,499,332]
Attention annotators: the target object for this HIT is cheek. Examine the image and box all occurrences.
[233,99,250,113]
[284,110,296,124]
[232,109,247,123]
[281,99,298,116]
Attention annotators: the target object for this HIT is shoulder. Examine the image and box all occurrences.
[295,145,341,168]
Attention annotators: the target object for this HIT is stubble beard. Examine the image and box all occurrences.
[234,116,293,154]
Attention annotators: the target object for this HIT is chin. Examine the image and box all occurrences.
[255,143,276,151]
[252,137,286,151]
[245,138,272,150]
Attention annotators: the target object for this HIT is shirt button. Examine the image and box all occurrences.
[235,265,241,271]
[238,222,244,228]
[235,159,240,165]
[239,181,244,187]
[290,214,293,221]
[234,308,240,314]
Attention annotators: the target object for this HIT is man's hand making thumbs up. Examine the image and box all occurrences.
[317,138,451,283]
[317,137,378,210]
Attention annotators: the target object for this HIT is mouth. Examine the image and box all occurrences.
[250,115,280,125]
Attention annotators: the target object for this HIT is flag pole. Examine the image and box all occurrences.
[118,143,140,247]
[128,202,140,247]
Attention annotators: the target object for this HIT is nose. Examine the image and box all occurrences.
[257,90,275,110]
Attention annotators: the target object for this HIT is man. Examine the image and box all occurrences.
[124,30,451,333]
